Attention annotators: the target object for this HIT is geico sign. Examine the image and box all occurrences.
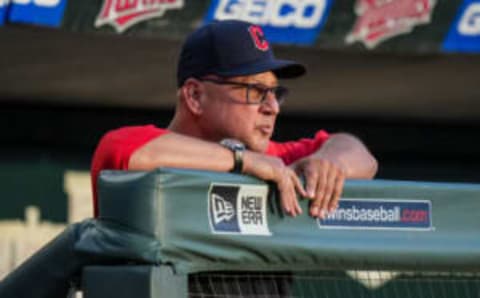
[11,0,60,6]
[458,3,480,35]
[214,0,327,28]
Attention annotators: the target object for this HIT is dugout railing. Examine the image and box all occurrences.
[1,168,479,298]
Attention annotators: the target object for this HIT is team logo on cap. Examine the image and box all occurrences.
[345,0,436,49]
[248,25,269,51]
[95,0,184,33]
[208,183,271,236]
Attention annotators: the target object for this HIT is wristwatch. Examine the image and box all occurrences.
[220,138,246,173]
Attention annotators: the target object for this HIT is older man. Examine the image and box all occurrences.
[91,20,378,219]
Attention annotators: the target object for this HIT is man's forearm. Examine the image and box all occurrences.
[127,132,307,216]
[313,133,378,179]
[128,132,236,172]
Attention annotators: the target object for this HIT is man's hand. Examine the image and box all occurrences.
[291,157,346,219]
[243,151,307,217]
[289,133,377,218]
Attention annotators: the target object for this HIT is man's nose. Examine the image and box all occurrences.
[259,91,280,115]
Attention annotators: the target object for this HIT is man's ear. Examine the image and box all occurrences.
[181,78,204,115]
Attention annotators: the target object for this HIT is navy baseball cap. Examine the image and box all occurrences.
[177,20,306,87]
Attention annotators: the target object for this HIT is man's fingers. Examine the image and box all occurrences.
[276,159,345,218]
[290,172,303,215]
[291,170,307,198]
[304,165,318,198]
[320,170,336,215]
[309,201,320,217]
[277,181,292,215]
[291,157,347,219]
[329,173,345,212]
[309,163,328,217]
[277,172,300,217]
[245,153,304,217]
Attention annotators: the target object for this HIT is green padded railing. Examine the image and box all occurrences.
[2,167,479,298]
[79,168,480,298]
[83,168,480,273]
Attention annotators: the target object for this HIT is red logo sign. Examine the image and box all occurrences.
[248,25,269,51]
[346,0,436,49]
[95,0,184,33]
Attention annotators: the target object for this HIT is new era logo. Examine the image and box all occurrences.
[95,0,184,33]
[208,183,271,236]
[212,193,235,224]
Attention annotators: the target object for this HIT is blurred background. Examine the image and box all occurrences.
[1,0,479,279]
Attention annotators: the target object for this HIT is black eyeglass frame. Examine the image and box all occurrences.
[198,77,289,105]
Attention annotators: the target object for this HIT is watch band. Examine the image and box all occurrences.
[220,139,246,173]
[232,146,244,173]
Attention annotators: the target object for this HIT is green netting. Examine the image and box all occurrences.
[189,270,480,298]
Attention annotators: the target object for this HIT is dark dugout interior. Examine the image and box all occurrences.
[1,26,480,184]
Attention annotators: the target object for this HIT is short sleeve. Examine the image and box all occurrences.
[90,125,168,216]
[266,130,330,165]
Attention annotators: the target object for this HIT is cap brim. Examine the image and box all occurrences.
[272,60,306,79]
[215,59,306,79]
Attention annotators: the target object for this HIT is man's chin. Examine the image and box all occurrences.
[248,139,270,153]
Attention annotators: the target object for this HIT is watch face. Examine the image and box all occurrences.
[221,139,246,151]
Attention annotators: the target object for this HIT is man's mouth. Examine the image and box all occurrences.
[257,125,273,136]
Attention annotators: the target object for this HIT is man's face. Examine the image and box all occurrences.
[199,71,282,152]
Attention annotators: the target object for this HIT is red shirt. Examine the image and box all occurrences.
[91,125,329,216]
